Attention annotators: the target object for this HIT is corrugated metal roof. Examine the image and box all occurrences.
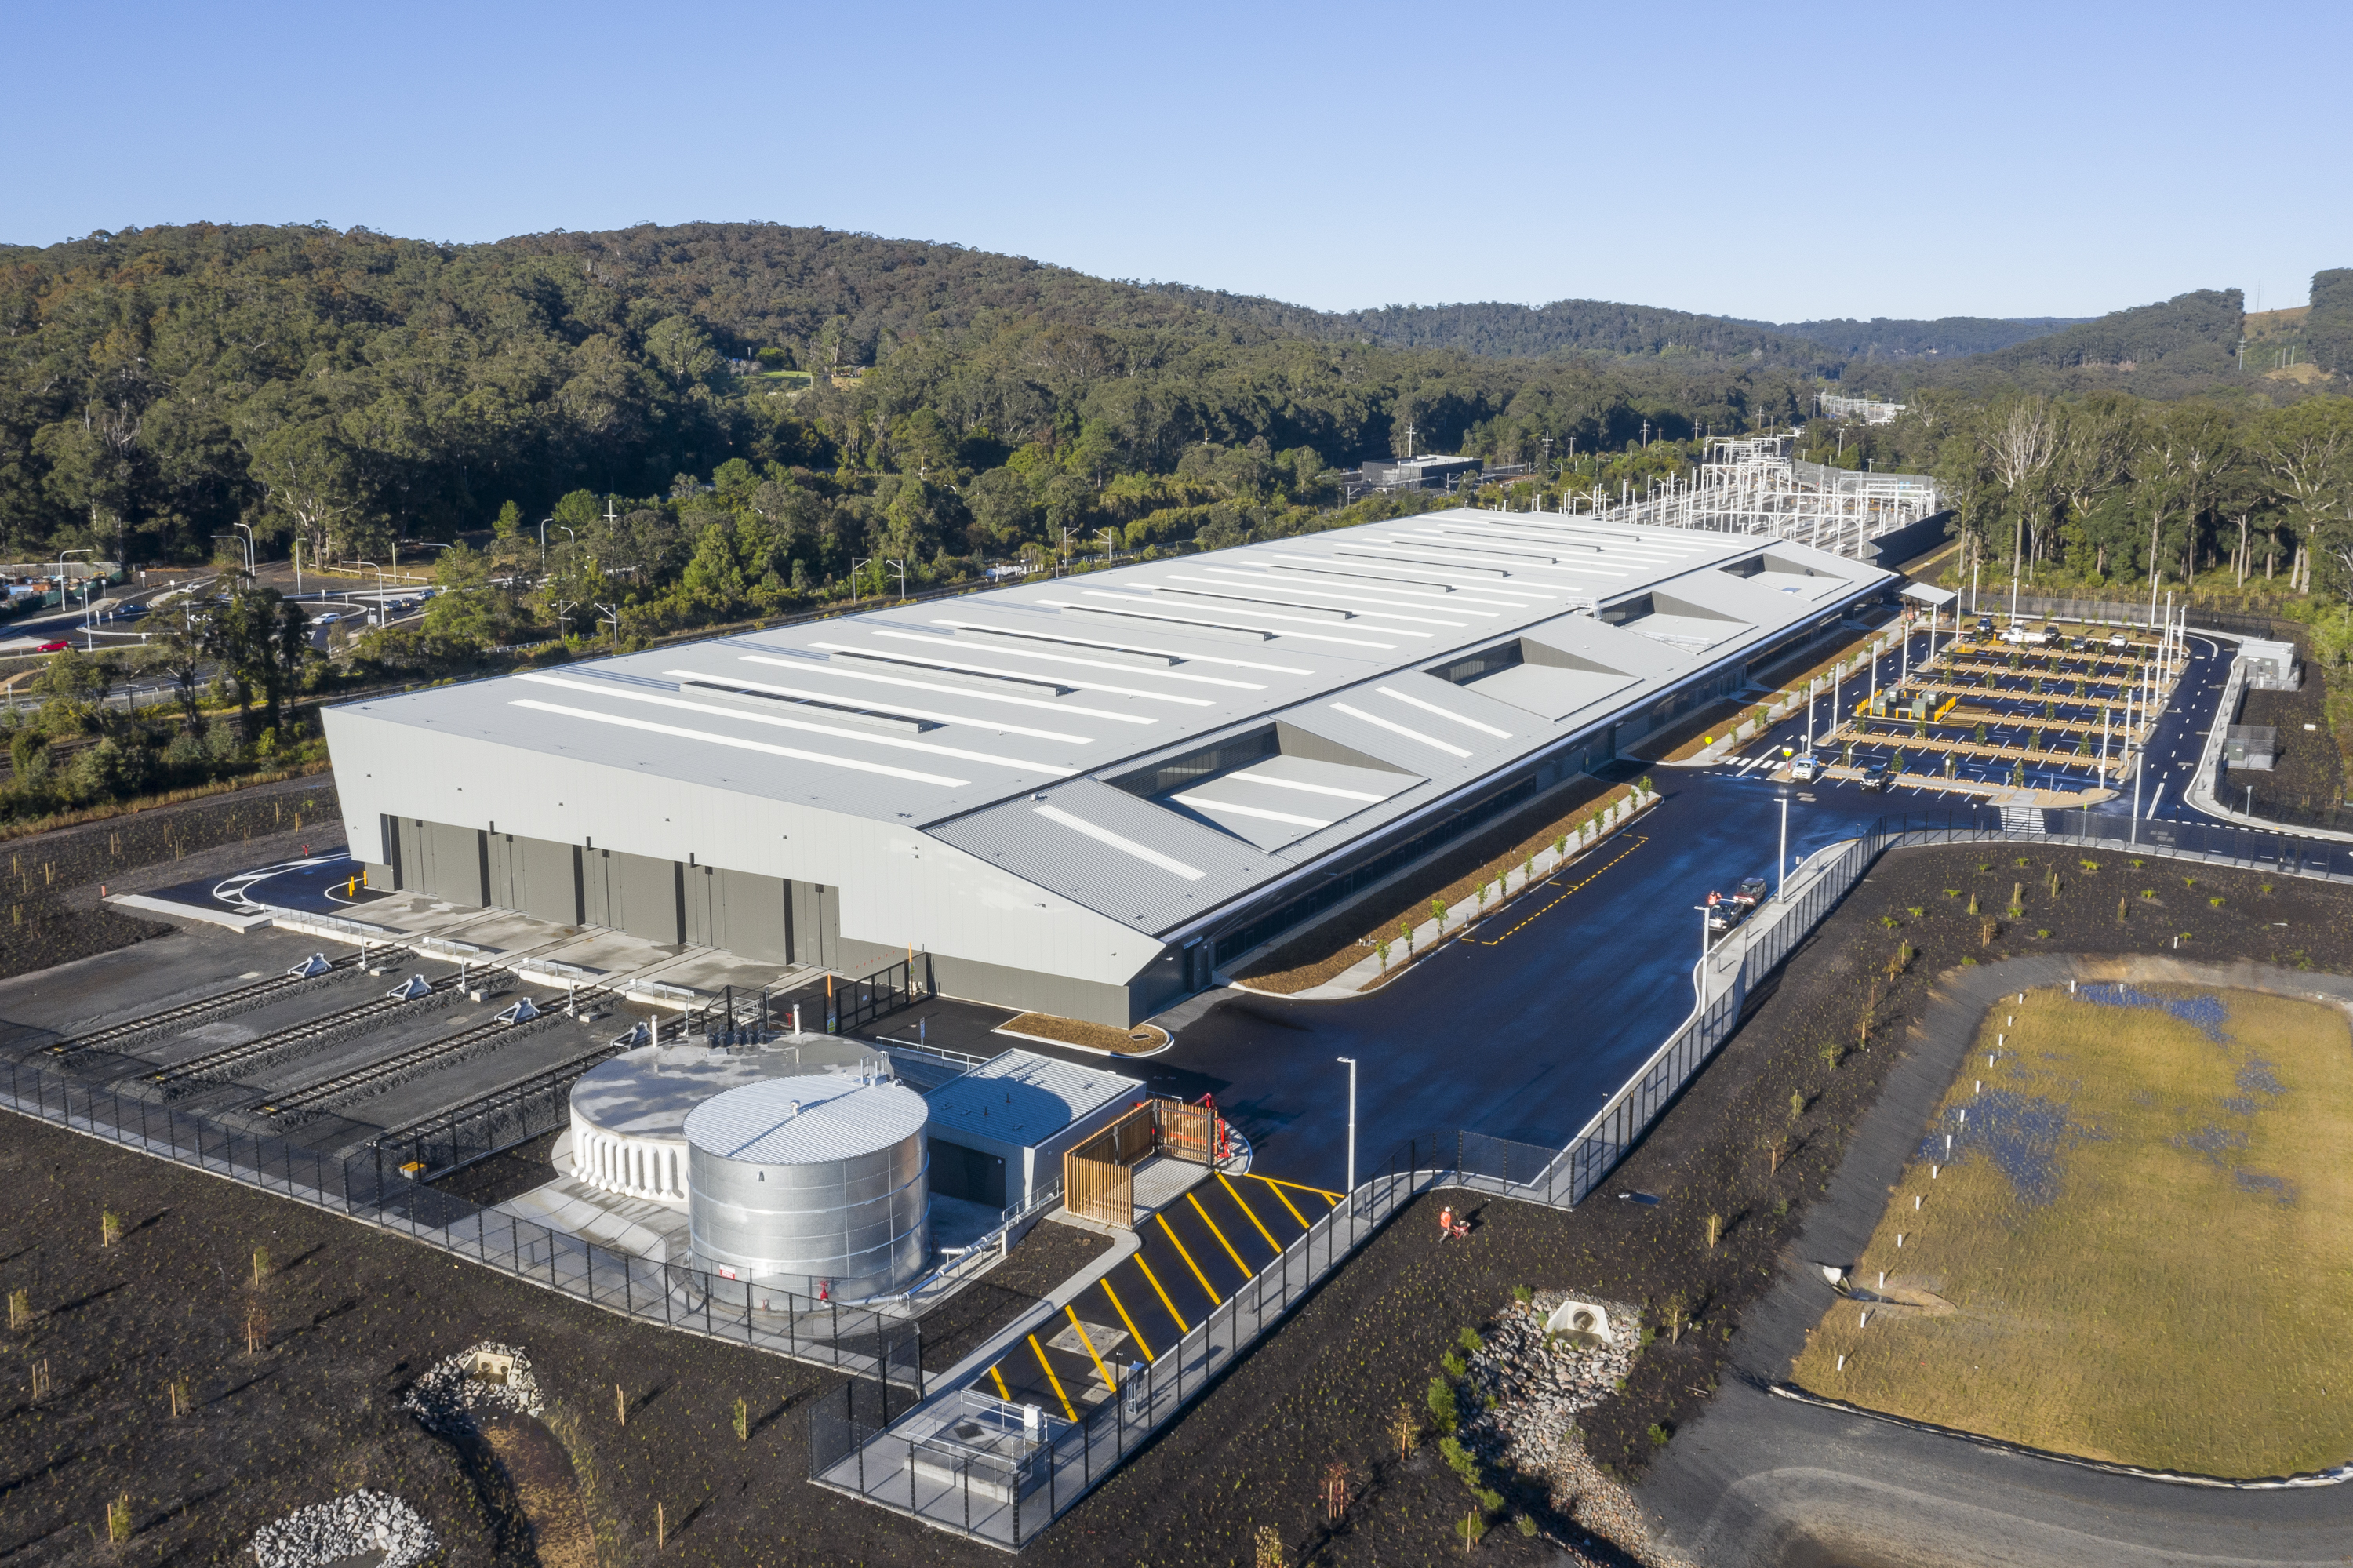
[329,511,1894,937]
[683,1077,928,1166]
[922,1048,1143,1147]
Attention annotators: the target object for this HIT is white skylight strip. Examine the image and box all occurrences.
[1374,685,1514,739]
[1387,531,1562,564]
[1124,586,1435,639]
[1328,702,1473,759]
[740,654,1157,726]
[1223,769,1388,803]
[1214,564,1489,608]
[659,669,1093,745]
[515,674,1077,776]
[1265,551,1536,598]
[509,700,969,787]
[811,639,1217,707]
[1166,573,1475,627]
[1172,794,1333,829]
[1337,546,1564,590]
[1033,804,1206,881]
[930,618,1314,675]
[1047,595,1402,649]
[864,628,1265,690]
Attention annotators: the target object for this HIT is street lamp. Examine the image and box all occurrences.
[341,561,387,623]
[594,602,620,655]
[537,518,553,565]
[1777,791,1790,901]
[886,559,907,600]
[555,600,580,641]
[233,522,256,577]
[1336,1057,1358,1196]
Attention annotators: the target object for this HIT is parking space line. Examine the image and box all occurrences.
[1255,1173,1343,1205]
[1155,1212,1222,1307]
[1134,1254,1191,1333]
[1218,1171,1282,1250]
[988,1362,1012,1400]
[1253,1173,1311,1226]
[1064,1304,1115,1392]
[1099,1278,1155,1362]
[1188,1190,1256,1275]
[1475,833,1648,945]
[1027,1333,1077,1421]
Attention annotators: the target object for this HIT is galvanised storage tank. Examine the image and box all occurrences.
[682,1075,930,1300]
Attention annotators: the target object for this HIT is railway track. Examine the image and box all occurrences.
[148,972,466,1091]
[257,988,613,1121]
[45,953,376,1060]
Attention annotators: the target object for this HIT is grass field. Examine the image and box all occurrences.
[1791,982,2353,1477]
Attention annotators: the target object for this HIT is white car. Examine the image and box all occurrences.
[1788,753,1821,781]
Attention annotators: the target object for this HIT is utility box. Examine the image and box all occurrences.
[2239,638,2301,691]
[2225,726,2277,769]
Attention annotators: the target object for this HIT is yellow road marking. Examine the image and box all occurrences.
[1475,833,1647,945]
[1027,1333,1077,1421]
[1256,1173,1343,1205]
[1099,1278,1155,1362]
[1134,1254,1190,1333]
[1155,1212,1221,1307]
[1253,1173,1311,1227]
[988,1362,1011,1401]
[1218,1171,1282,1251]
[1065,1304,1115,1392]
[1188,1190,1254,1275]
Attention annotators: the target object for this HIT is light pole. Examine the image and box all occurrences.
[555,601,580,641]
[886,559,908,600]
[233,522,256,578]
[594,602,620,655]
[1694,906,1712,1010]
[341,561,386,613]
[2130,750,2144,846]
[1778,791,1789,901]
[538,518,553,565]
[1097,527,1118,569]
[851,557,872,599]
[1336,1057,1358,1196]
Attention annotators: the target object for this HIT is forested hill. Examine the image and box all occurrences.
[1837,289,2250,399]
[501,224,1838,366]
[1767,315,2093,359]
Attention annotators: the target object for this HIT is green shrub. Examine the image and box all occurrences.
[1457,1325,1483,1353]
[1648,1423,1672,1447]
[1440,1350,1466,1378]
[1424,1377,1457,1432]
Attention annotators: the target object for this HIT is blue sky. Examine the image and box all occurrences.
[5,0,2347,323]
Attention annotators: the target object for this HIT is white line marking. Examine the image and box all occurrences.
[1223,770,1389,802]
[1032,805,1206,880]
[739,654,1158,725]
[1374,685,1512,738]
[509,700,968,786]
[660,669,1092,744]
[1329,702,1472,759]
[1172,795,1333,829]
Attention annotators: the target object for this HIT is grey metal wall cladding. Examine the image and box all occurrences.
[598,849,683,944]
[926,950,1141,1030]
[685,1133,929,1297]
[685,866,788,960]
[395,818,489,905]
[928,1140,1006,1207]
[489,834,582,925]
[789,881,838,969]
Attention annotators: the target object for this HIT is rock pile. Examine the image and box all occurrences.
[250,1490,436,1568]
[1457,1293,1641,1475]
[400,1340,546,1435]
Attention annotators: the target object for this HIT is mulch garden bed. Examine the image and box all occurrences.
[7,841,2348,1566]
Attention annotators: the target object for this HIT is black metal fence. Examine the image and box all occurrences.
[809,1169,1423,1545]
[827,952,933,1034]
[0,1055,924,1384]
[374,1044,623,1180]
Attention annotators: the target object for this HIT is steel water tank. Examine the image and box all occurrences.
[683,1075,930,1299]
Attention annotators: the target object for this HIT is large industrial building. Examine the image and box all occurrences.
[322,508,1900,1024]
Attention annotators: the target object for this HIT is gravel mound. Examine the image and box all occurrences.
[249,1489,435,1568]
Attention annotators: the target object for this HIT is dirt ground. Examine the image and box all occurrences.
[8,842,2351,1566]
[2239,675,2343,819]
[0,773,337,981]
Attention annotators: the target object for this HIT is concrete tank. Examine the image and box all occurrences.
[683,1075,930,1300]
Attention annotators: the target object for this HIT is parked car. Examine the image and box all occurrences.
[1859,761,1890,791]
[1975,615,1995,637]
[1731,875,1769,908]
[2042,623,2063,644]
[35,641,67,653]
[2107,631,2130,653]
[1788,752,1821,782]
[1705,893,1745,933]
[2068,634,2089,652]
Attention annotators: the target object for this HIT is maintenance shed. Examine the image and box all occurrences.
[921,1049,1143,1210]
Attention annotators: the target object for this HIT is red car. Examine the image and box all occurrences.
[35,641,68,653]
